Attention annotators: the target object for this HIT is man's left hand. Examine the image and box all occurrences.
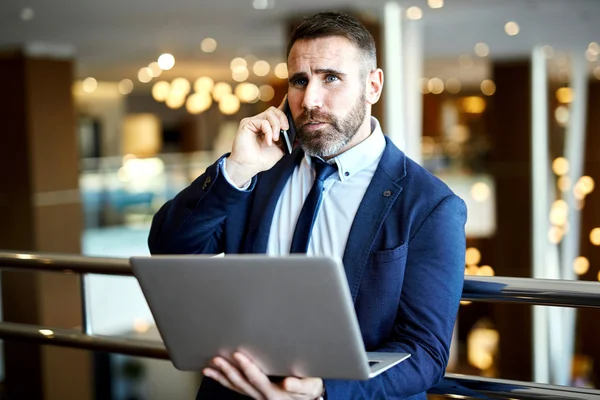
[203,352,324,400]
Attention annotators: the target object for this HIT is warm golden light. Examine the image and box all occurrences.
[232,69,250,82]
[171,77,191,96]
[550,200,569,226]
[586,49,598,62]
[234,83,260,103]
[148,62,162,78]
[201,38,217,53]
[557,176,572,192]
[133,318,151,334]
[165,93,186,109]
[474,42,490,57]
[594,66,600,80]
[468,324,499,370]
[471,182,491,202]
[556,87,573,104]
[212,82,232,102]
[477,265,495,276]
[552,157,569,176]
[548,226,564,244]
[465,247,481,266]
[253,60,271,77]
[152,81,170,102]
[39,329,54,337]
[230,57,247,73]
[428,77,444,94]
[138,67,152,83]
[186,91,213,114]
[118,79,134,95]
[219,93,241,115]
[82,77,98,93]
[555,106,570,126]
[194,77,214,93]
[481,80,496,96]
[406,6,423,20]
[590,228,600,246]
[466,264,479,276]
[445,78,462,94]
[504,21,520,36]
[573,257,590,276]
[461,96,486,114]
[460,301,472,306]
[157,53,175,70]
[576,176,595,195]
[259,85,275,102]
[427,0,444,8]
[274,63,288,79]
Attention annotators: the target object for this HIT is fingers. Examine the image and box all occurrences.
[244,106,288,146]
[204,357,265,400]
[283,377,323,396]
[234,353,274,395]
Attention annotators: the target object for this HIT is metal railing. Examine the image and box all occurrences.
[1,251,600,399]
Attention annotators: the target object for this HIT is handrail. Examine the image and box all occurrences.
[1,251,600,308]
[0,321,168,360]
[0,321,598,399]
[0,251,131,275]
[2,251,600,399]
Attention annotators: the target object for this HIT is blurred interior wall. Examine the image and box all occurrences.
[481,60,533,381]
[74,82,126,158]
[0,50,92,400]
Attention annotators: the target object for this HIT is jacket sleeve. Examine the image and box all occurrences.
[324,194,467,399]
[148,154,256,255]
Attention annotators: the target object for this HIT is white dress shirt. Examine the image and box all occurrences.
[222,117,386,259]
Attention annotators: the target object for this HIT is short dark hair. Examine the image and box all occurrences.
[286,11,377,71]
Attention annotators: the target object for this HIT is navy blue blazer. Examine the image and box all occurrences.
[149,137,467,399]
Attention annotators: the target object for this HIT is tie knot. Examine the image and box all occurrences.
[311,157,338,182]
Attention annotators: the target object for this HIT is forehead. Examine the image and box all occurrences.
[287,36,361,73]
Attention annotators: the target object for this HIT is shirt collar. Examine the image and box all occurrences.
[305,117,385,182]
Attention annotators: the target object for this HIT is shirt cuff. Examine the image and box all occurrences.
[219,157,252,191]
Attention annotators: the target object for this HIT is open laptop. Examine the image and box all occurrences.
[130,254,410,380]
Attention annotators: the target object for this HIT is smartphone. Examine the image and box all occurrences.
[279,99,296,155]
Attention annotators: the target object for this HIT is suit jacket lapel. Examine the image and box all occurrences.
[245,149,304,253]
[342,138,407,302]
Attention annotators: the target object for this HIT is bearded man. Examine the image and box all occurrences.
[149,11,467,400]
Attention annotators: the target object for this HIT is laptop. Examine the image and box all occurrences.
[130,254,410,380]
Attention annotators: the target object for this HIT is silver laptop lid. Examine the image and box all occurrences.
[131,255,374,380]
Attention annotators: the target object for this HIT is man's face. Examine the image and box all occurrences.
[287,36,370,158]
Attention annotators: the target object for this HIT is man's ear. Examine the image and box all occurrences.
[365,68,384,105]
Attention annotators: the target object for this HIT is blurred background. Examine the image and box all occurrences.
[1,0,600,398]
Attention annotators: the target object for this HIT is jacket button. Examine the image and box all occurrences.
[202,176,212,190]
[383,190,392,197]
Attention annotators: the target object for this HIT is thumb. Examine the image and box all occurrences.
[283,377,302,393]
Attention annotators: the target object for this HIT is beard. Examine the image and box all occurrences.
[294,92,367,158]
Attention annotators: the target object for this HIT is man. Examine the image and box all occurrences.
[149,11,467,400]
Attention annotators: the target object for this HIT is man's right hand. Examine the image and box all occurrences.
[225,97,290,187]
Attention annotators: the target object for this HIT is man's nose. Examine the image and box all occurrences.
[301,81,324,110]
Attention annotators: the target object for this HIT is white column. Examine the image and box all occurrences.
[383,2,406,151]
[531,46,550,384]
[555,50,589,386]
[403,20,423,163]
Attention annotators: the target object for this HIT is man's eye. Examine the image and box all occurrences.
[325,75,339,83]
[293,78,308,87]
